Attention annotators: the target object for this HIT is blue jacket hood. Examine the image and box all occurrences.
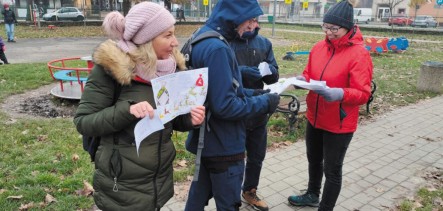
[206,0,263,40]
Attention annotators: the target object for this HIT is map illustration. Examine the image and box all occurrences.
[151,67,208,124]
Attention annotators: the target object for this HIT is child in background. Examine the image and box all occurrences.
[0,36,9,64]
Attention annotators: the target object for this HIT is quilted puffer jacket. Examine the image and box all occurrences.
[302,26,373,133]
[74,40,193,210]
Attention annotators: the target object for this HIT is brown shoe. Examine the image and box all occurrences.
[242,189,269,211]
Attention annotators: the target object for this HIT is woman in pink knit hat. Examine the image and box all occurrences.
[74,2,205,210]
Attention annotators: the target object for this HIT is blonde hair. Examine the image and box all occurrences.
[129,42,158,78]
[128,42,187,77]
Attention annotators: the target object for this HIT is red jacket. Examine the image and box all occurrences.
[302,26,373,133]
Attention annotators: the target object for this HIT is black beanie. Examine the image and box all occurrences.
[323,0,357,30]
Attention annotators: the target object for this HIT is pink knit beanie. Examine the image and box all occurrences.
[102,2,175,52]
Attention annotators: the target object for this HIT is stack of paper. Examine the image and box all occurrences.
[264,77,328,94]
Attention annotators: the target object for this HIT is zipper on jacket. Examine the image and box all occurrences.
[339,103,347,129]
[313,48,335,127]
[153,132,163,210]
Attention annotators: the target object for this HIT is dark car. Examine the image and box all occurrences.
[388,15,412,26]
[411,15,438,28]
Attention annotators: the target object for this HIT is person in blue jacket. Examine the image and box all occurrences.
[230,26,279,211]
[184,0,280,210]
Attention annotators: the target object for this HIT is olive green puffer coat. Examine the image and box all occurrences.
[74,40,191,211]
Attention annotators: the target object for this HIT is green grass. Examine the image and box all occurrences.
[0,24,442,210]
[397,185,443,211]
[0,63,53,99]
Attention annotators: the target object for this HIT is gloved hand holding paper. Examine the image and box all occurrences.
[264,77,328,94]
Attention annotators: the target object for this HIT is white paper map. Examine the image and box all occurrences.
[134,67,208,155]
[152,67,208,123]
[264,77,328,94]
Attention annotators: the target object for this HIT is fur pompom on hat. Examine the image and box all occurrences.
[102,2,176,52]
[323,0,358,30]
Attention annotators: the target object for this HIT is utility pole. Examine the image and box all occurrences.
[272,0,276,36]
[208,0,212,19]
[197,0,200,22]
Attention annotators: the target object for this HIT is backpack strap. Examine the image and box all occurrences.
[183,29,230,69]
[191,30,228,46]
[193,118,206,182]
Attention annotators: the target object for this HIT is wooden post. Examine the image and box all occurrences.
[417,61,443,93]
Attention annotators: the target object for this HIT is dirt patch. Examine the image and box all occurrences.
[1,83,78,122]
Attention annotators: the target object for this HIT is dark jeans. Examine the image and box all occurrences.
[185,160,244,211]
[305,122,353,211]
[243,114,268,192]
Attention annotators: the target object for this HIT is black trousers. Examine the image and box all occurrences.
[0,50,8,64]
[305,122,353,211]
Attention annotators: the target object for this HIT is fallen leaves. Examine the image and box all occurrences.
[392,168,443,210]
[19,202,36,210]
[268,141,292,152]
[75,180,94,197]
[37,135,48,142]
[71,154,80,162]
[417,136,437,142]
[376,187,385,193]
[173,159,189,171]
[7,193,57,210]
[45,194,57,204]
[177,160,187,167]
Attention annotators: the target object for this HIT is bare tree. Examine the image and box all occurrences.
[381,0,406,17]
[408,0,428,20]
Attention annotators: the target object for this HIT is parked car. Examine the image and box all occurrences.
[43,7,85,21]
[353,8,372,24]
[388,15,412,26]
[411,15,438,28]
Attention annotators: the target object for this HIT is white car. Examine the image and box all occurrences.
[43,7,85,21]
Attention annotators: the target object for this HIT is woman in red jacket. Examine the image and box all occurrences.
[288,0,373,210]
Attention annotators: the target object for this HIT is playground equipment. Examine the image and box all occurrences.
[386,37,409,53]
[282,51,310,61]
[47,57,92,99]
[283,43,310,61]
[365,37,409,53]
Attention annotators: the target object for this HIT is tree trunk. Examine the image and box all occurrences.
[122,0,130,16]
[417,61,443,93]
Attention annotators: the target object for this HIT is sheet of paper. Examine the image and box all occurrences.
[134,110,164,156]
[264,77,328,94]
[294,79,328,90]
[151,67,208,124]
[258,62,272,77]
[133,67,209,155]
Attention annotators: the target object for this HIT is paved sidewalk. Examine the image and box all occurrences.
[164,95,443,210]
